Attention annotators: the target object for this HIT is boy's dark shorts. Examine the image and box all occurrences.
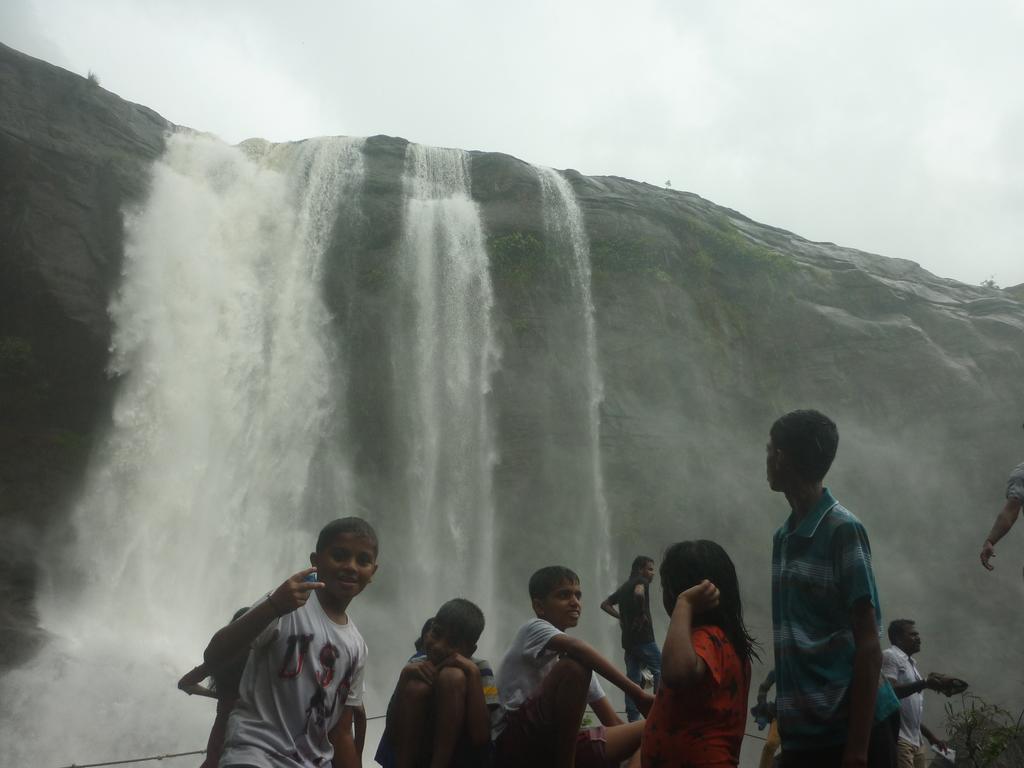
[494,695,612,768]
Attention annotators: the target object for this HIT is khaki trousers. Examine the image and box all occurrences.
[897,738,926,768]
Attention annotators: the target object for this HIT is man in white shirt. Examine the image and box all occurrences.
[880,620,953,768]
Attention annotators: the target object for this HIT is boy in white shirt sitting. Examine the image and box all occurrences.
[493,565,653,768]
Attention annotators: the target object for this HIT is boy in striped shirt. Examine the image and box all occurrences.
[766,410,899,768]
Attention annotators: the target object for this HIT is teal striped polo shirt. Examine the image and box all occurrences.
[771,488,899,750]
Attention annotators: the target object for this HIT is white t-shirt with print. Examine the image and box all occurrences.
[493,617,606,737]
[220,591,367,768]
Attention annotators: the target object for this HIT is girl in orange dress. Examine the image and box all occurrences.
[641,540,759,768]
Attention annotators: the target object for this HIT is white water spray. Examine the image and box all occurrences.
[393,143,500,620]
[0,133,365,767]
[536,167,611,589]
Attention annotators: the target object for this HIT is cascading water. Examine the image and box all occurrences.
[391,143,500,622]
[0,132,365,766]
[0,135,611,768]
[536,167,612,593]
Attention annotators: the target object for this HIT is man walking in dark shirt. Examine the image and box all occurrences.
[601,555,661,721]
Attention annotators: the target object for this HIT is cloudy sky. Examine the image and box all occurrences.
[5,0,1023,287]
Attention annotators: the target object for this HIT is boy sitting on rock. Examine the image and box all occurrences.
[379,598,498,768]
[494,565,653,768]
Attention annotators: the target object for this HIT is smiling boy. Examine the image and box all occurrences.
[379,598,498,768]
[493,566,652,768]
[205,517,378,768]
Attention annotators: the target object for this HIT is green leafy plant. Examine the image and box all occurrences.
[945,694,1024,767]
[488,231,546,283]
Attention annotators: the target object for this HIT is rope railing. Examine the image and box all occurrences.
[58,751,206,768]
[53,713,769,767]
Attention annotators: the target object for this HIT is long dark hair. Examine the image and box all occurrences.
[660,540,759,664]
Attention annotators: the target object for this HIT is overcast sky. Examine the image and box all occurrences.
[5,0,1023,287]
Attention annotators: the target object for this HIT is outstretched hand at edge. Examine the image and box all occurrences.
[980,540,996,570]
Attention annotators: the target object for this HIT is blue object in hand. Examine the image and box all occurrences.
[304,572,318,583]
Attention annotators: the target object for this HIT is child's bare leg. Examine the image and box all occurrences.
[537,657,591,768]
[429,666,468,768]
[392,677,433,768]
[603,720,645,764]
[622,746,643,768]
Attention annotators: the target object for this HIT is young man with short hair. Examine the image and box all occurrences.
[494,565,653,768]
[601,555,661,722]
[881,620,954,768]
[766,410,900,768]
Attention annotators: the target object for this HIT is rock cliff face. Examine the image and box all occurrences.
[2,40,1024,715]
[0,43,168,663]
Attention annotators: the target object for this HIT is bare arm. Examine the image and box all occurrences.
[887,671,952,699]
[981,498,1023,570]
[589,695,624,726]
[177,664,217,697]
[844,598,882,768]
[204,567,322,667]
[353,704,366,756]
[329,706,360,768]
[885,676,929,700]
[600,598,620,620]
[661,581,719,689]
[545,633,653,715]
[921,723,947,750]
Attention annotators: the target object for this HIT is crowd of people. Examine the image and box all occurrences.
[177,410,1023,767]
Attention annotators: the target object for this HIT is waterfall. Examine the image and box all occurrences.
[392,143,500,620]
[536,167,611,592]
[0,132,365,766]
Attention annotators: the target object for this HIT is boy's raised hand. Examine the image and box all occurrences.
[678,580,720,615]
[268,567,324,615]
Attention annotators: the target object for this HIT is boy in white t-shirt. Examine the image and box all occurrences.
[493,566,653,768]
[204,517,379,768]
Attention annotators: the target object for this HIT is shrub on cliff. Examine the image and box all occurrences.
[945,694,1024,767]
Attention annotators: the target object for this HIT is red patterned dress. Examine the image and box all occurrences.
[641,625,751,767]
